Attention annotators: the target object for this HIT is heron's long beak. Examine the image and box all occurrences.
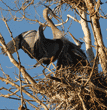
[43,5,61,22]
[48,8,61,22]
[69,32,83,48]
[51,12,60,22]
[39,25,43,30]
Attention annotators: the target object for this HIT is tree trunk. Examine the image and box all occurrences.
[79,9,95,66]
[84,0,107,74]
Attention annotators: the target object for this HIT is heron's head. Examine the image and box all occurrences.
[43,7,60,22]
[37,24,46,39]
[39,25,43,32]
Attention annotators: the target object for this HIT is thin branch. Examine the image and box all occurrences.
[21,0,34,11]
[55,101,64,110]
[0,0,21,11]
[0,76,49,110]
[3,17,24,107]
[90,0,101,17]
[0,87,39,109]
[0,34,36,86]
[84,45,98,87]
[73,9,91,23]
[0,88,20,98]
[55,15,70,26]
[67,14,80,23]
[78,92,87,110]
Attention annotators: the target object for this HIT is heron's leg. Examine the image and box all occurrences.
[33,56,55,67]
[50,56,54,63]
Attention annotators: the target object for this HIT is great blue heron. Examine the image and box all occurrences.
[2,25,63,66]
[43,7,87,70]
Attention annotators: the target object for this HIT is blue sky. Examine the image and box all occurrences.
[0,1,107,109]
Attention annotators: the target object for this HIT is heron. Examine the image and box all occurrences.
[2,25,63,66]
[43,7,88,70]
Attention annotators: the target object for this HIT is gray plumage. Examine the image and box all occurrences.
[2,30,37,58]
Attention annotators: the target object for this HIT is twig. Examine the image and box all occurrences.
[3,17,24,107]
[78,92,87,110]
[55,101,64,110]
[67,14,80,23]
[0,76,49,110]
[90,0,101,17]
[54,15,70,26]
[0,34,36,86]
[84,45,98,87]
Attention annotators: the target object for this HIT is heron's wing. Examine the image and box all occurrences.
[2,30,37,58]
[57,41,87,70]
[21,30,37,57]
[1,34,24,55]
[71,49,87,60]
[65,40,87,60]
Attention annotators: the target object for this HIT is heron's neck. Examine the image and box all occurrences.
[39,30,45,41]
[44,14,55,27]
[43,12,61,39]
[43,12,55,27]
